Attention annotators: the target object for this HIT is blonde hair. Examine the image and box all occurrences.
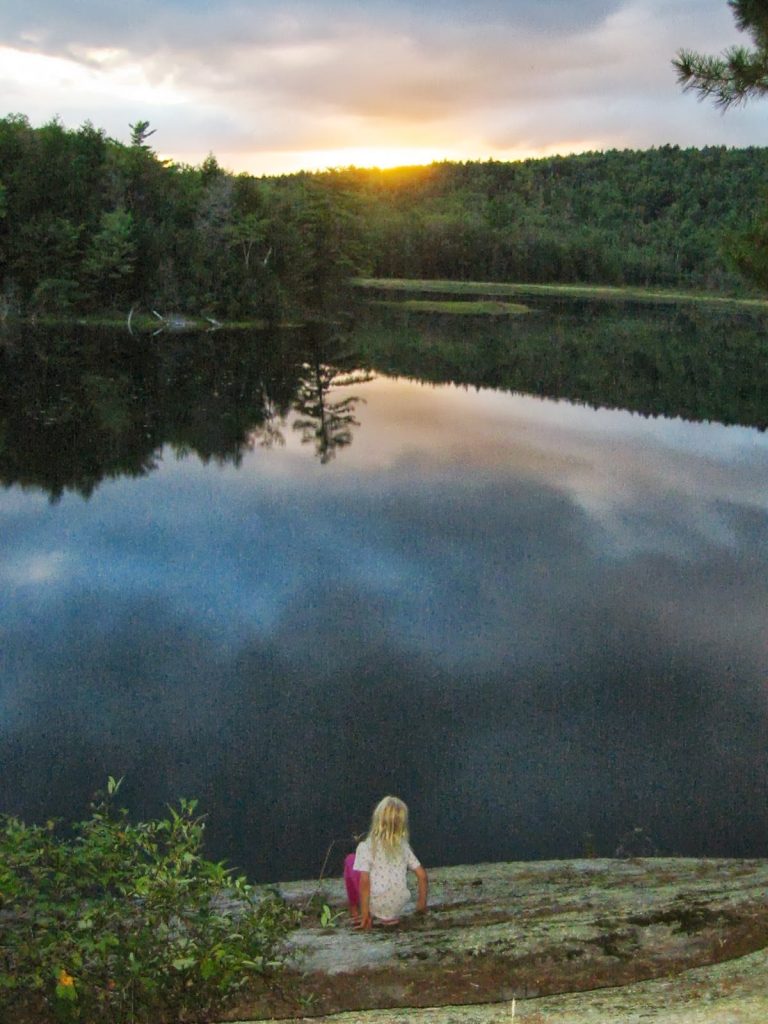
[368,795,409,857]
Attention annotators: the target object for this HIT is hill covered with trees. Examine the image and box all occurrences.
[1,113,766,319]
[352,147,768,290]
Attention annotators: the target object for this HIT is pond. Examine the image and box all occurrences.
[1,300,767,881]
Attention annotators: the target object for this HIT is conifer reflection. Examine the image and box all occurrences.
[292,325,373,463]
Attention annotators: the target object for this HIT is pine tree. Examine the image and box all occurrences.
[673,0,768,107]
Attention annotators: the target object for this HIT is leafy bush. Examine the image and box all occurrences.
[0,778,298,1023]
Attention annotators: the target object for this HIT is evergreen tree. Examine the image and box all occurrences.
[83,208,137,307]
[674,3,768,288]
[673,0,768,106]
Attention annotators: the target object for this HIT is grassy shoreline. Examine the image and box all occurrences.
[355,276,768,310]
[370,298,530,315]
[3,278,767,332]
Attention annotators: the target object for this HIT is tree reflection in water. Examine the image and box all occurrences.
[2,301,767,500]
[293,367,369,463]
[246,399,286,452]
[294,363,372,464]
[0,322,372,500]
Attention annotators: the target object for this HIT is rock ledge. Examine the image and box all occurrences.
[228,858,768,1022]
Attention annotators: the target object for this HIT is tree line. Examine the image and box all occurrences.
[1,113,766,319]
[0,116,360,321]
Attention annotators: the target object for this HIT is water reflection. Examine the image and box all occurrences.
[1,301,766,501]
[0,322,369,499]
[356,300,768,431]
[1,306,767,882]
[293,328,373,463]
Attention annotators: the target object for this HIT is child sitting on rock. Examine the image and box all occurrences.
[344,795,428,929]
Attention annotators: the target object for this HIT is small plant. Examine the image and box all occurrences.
[0,777,299,1023]
[296,991,317,1011]
[319,903,343,928]
[301,829,363,916]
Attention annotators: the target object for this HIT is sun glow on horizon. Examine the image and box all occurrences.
[243,145,464,176]
[233,138,610,178]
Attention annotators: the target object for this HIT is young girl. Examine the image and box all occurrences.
[344,795,428,929]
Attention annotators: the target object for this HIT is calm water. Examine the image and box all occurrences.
[1,304,767,880]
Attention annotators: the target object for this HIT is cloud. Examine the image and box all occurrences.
[0,0,762,172]
[0,1,618,57]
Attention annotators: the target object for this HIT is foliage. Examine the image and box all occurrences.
[0,113,766,315]
[727,210,768,287]
[673,0,768,107]
[0,778,298,1023]
[319,904,344,928]
[82,208,137,303]
[673,3,768,289]
[129,120,157,150]
[348,148,767,292]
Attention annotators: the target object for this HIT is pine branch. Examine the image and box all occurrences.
[673,45,768,107]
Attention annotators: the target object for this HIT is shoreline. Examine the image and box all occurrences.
[354,277,768,310]
[228,857,768,1022]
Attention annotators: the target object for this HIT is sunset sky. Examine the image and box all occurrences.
[1,0,763,175]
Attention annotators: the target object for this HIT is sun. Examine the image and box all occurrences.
[255,145,461,175]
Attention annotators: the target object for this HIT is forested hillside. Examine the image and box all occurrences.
[1,114,766,319]
[351,148,768,289]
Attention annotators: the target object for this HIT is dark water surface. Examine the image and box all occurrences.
[1,303,767,880]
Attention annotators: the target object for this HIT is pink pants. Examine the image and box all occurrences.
[344,853,361,907]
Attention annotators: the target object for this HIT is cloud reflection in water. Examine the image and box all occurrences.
[1,377,767,880]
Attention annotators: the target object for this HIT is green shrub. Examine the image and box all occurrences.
[0,778,298,1023]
